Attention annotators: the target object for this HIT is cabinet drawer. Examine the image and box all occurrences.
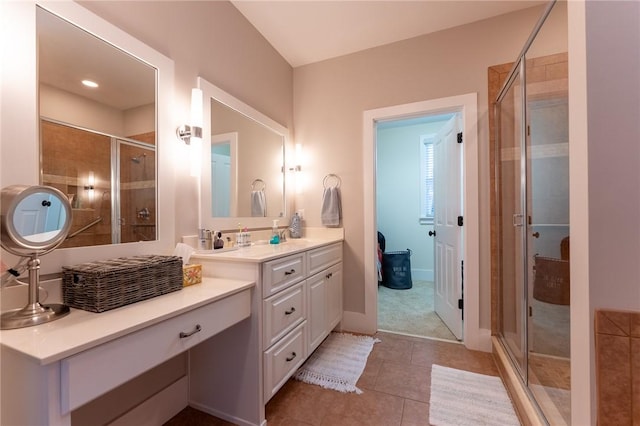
[307,243,343,276]
[262,252,306,298]
[263,281,306,348]
[263,321,307,401]
[60,289,251,413]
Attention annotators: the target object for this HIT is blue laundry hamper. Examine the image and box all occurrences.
[381,249,412,289]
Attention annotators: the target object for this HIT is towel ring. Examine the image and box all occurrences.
[323,174,341,189]
[251,179,265,191]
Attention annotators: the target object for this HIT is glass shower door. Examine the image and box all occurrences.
[525,50,571,424]
[497,63,527,375]
[116,140,156,243]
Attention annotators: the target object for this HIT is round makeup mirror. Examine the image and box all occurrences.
[1,185,72,329]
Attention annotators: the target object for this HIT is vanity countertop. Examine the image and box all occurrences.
[0,277,254,365]
[191,236,343,263]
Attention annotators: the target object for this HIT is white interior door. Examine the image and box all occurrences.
[211,152,231,217]
[434,114,464,340]
[15,192,51,236]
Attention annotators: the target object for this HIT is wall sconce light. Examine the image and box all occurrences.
[289,143,303,172]
[177,88,204,177]
[84,171,95,200]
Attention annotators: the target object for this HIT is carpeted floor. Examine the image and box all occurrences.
[378,280,456,341]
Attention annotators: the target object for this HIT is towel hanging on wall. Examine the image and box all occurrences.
[321,174,342,227]
[251,190,266,217]
[321,186,341,227]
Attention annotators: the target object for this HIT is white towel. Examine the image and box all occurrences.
[321,187,341,227]
[251,190,266,217]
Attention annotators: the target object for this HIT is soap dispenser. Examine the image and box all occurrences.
[270,219,280,244]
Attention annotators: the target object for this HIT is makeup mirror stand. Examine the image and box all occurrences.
[1,185,73,330]
[1,256,70,329]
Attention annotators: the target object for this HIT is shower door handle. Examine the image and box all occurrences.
[512,214,524,227]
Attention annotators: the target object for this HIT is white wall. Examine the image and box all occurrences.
[569,1,640,423]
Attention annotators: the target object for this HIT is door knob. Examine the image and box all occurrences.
[428,230,436,237]
[532,232,540,238]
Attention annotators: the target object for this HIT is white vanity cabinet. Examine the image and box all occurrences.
[261,243,342,400]
[189,238,343,426]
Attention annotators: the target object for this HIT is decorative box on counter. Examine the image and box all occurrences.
[183,264,202,286]
[62,255,183,313]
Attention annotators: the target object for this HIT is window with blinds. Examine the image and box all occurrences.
[419,134,435,224]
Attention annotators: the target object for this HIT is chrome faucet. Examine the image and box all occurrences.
[279,229,287,242]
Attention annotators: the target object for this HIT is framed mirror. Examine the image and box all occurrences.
[1,1,175,272]
[37,5,157,248]
[198,77,291,231]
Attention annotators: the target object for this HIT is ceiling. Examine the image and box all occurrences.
[230,1,546,67]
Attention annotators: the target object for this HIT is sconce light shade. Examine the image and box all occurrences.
[176,88,204,146]
[176,88,204,177]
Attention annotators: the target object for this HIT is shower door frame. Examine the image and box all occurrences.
[492,0,562,423]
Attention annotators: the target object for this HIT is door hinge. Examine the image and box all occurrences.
[457,132,463,143]
[459,260,464,320]
[457,216,463,226]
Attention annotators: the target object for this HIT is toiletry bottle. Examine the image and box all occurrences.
[213,231,224,249]
[270,219,280,244]
[290,212,301,238]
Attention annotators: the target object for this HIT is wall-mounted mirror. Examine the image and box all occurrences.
[2,1,174,273]
[198,77,290,231]
[37,5,157,248]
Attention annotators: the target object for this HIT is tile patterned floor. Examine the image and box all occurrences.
[165,332,500,426]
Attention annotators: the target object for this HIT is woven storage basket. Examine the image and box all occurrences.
[533,256,570,305]
[381,249,412,289]
[62,255,183,313]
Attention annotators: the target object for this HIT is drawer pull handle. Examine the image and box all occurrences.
[284,269,296,275]
[285,307,296,315]
[179,324,202,338]
[286,352,297,362]
[326,272,333,279]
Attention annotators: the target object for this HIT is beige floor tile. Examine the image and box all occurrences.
[373,360,431,402]
[321,389,404,426]
[401,399,431,426]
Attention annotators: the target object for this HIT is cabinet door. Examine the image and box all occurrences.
[326,263,343,331]
[307,272,327,353]
[307,263,344,354]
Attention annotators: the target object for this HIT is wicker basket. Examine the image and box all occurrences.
[533,256,570,305]
[62,255,183,313]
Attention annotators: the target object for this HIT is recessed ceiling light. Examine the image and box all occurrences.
[82,79,99,88]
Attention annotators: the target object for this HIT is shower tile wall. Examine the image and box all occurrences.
[595,309,640,425]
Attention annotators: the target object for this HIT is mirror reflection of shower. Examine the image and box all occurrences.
[131,153,146,164]
[40,119,156,246]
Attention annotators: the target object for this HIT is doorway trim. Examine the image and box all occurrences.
[362,92,489,351]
